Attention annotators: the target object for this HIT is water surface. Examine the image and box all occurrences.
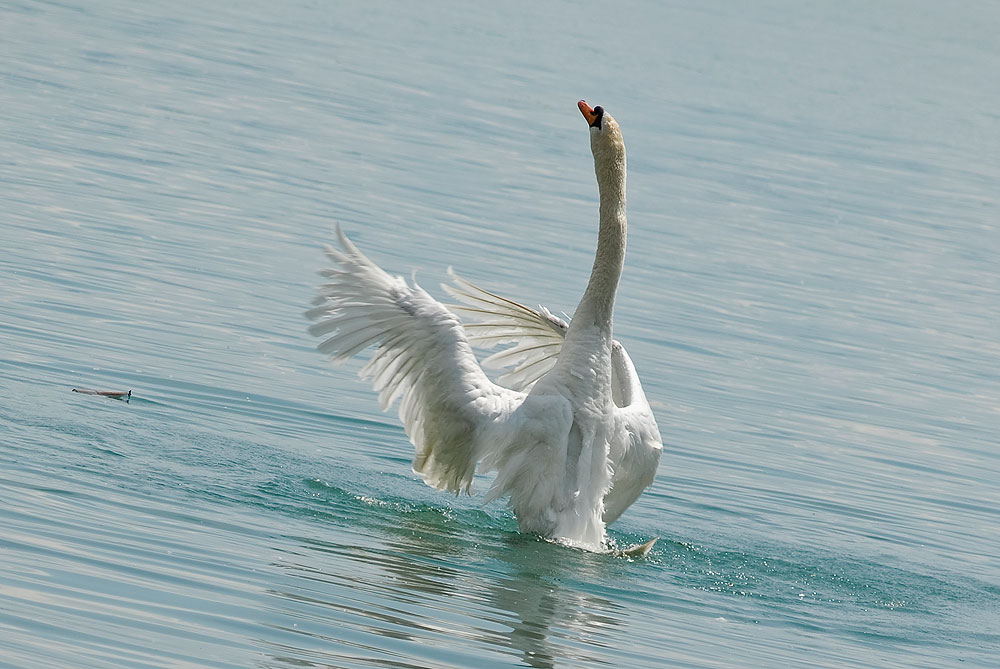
[2,1,999,667]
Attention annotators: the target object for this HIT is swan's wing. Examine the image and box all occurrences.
[604,342,663,525]
[305,226,525,495]
[443,270,569,391]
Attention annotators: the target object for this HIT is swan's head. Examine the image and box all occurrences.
[578,100,624,163]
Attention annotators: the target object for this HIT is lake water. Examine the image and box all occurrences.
[2,1,998,667]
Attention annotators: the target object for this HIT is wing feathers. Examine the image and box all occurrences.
[444,269,568,390]
[307,226,522,494]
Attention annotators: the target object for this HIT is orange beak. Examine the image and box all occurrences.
[578,100,599,126]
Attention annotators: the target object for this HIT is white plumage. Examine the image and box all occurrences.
[306,101,661,550]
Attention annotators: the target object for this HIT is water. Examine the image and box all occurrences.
[2,0,998,666]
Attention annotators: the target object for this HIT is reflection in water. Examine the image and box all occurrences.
[483,537,624,668]
[381,515,625,668]
[265,504,625,668]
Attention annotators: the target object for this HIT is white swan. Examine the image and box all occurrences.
[306,101,661,550]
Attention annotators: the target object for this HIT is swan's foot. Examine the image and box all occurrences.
[616,537,657,558]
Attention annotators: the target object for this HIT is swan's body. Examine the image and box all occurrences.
[307,102,661,550]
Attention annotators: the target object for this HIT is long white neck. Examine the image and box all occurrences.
[571,138,627,337]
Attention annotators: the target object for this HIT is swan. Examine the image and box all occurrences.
[306,101,662,551]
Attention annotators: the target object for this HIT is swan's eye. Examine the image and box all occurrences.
[590,106,605,129]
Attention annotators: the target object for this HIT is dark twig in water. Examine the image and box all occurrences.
[72,388,132,403]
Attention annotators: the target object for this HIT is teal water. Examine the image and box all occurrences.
[2,1,999,667]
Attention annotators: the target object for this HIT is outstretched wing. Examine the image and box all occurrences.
[443,270,569,391]
[305,226,525,494]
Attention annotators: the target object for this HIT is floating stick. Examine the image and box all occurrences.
[72,388,132,402]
